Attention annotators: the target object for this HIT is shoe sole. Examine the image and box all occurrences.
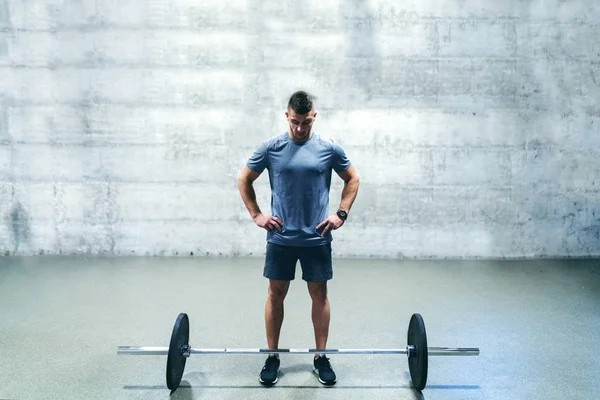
[312,368,336,386]
[259,376,278,386]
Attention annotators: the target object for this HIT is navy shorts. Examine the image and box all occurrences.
[264,242,333,282]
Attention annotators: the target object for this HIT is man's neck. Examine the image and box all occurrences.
[288,130,313,143]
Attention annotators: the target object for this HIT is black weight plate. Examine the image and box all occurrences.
[407,313,428,391]
[166,313,190,392]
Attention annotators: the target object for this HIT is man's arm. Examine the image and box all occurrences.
[237,166,283,232]
[315,164,360,236]
[237,166,262,219]
[336,165,360,213]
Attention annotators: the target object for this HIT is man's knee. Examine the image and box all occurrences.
[268,280,290,303]
[307,281,328,303]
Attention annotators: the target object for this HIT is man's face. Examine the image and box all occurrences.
[286,108,317,142]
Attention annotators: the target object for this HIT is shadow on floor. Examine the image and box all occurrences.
[121,364,479,399]
[123,381,479,400]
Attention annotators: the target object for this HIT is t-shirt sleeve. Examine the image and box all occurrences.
[331,140,351,173]
[246,140,269,173]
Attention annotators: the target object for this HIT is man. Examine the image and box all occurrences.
[237,91,360,387]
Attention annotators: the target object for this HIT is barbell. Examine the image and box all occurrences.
[117,312,479,393]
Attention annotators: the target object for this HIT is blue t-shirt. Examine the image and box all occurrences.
[246,132,352,247]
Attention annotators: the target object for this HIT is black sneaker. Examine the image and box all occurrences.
[259,355,280,386]
[313,355,337,386]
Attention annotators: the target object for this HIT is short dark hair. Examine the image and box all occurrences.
[287,91,315,114]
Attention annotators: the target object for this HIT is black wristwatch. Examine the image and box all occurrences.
[336,209,348,221]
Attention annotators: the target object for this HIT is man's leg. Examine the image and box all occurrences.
[301,243,336,386]
[260,242,296,386]
[307,280,336,385]
[265,279,290,349]
[307,281,330,351]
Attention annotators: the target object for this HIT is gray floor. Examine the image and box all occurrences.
[1,256,598,400]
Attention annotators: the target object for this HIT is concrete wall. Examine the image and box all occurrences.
[1,0,599,259]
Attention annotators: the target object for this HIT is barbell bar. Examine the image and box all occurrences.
[118,346,479,356]
[117,312,479,393]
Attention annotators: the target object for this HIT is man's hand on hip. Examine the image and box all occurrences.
[254,214,283,232]
[316,215,344,237]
